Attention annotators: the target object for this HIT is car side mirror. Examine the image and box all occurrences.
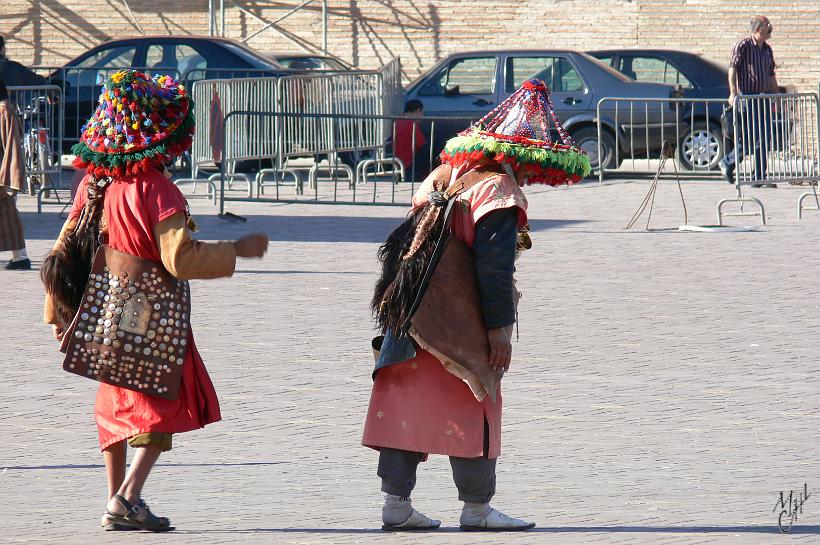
[444,84,460,97]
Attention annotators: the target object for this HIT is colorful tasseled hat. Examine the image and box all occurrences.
[72,70,195,177]
[440,78,591,185]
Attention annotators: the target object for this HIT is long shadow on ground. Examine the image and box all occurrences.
[22,211,587,244]
[174,524,820,535]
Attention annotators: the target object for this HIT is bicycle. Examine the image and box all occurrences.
[17,95,55,196]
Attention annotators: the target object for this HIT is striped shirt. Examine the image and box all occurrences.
[729,36,776,94]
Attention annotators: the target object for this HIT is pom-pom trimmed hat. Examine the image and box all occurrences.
[72,70,195,177]
[440,78,591,186]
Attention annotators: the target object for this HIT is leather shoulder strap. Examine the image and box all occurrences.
[445,166,504,198]
[398,164,503,334]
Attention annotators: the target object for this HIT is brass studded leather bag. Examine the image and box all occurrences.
[59,245,191,400]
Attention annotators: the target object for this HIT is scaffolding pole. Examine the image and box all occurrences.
[208,0,328,50]
[322,0,328,53]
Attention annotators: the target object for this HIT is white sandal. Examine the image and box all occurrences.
[382,509,441,531]
[460,507,535,531]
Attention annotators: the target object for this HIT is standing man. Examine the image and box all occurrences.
[0,36,48,87]
[719,15,779,187]
[363,79,590,532]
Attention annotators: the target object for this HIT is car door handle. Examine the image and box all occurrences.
[473,99,493,107]
[563,97,582,105]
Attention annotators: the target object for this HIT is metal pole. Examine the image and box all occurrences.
[209,0,214,36]
[221,0,225,37]
[322,0,328,54]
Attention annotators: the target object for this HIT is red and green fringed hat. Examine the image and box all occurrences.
[440,78,591,185]
[72,70,195,177]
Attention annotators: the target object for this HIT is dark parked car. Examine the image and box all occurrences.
[588,49,730,170]
[403,49,680,173]
[49,36,292,150]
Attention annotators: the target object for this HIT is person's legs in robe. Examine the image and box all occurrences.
[378,447,440,530]
[103,435,173,531]
[451,419,534,531]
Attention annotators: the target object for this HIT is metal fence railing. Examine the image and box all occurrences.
[27,60,404,160]
[189,58,403,178]
[596,97,731,182]
[721,93,820,224]
[729,93,819,186]
[597,93,820,224]
[204,111,475,209]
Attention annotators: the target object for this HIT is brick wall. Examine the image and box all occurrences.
[2,0,818,91]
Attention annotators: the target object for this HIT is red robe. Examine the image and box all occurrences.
[362,165,527,458]
[68,170,221,450]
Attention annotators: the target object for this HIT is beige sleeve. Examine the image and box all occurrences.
[43,217,78,325]
[153,212,236,280]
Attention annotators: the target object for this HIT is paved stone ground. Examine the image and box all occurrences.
[2,174,820,544]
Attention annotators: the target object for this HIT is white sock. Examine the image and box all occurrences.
[460,501,492,524]
[11,248,28,261]
[382,494,413,525]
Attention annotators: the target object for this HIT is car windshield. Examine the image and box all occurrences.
[276,56,348,71]
[220,42,281,69]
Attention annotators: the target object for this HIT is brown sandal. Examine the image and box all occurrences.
[104,495,174,532]
[101,511,139,531]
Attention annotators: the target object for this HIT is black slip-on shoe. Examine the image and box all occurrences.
[4,258,31,270]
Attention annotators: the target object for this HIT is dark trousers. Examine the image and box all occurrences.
[721,97,772,181]
[377,420,496,503]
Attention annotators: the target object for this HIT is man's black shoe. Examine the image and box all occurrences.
[4,258,31,270]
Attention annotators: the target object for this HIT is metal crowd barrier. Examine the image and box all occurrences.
[597,93,820,224]
[28,59,403,166]
[210,111,474,209]
[721,93,820,224]
[188,58,403,179]
[596,97,731,182]
[7,84,68,210]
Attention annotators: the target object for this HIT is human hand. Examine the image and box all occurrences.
[487,325,513,372]
[52,324,65,341]
[233,233,269,258]
[728,93,737,106]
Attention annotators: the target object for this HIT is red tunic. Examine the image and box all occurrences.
[392,118,426,170]
[362,165,527,459]
[69,170,221,450]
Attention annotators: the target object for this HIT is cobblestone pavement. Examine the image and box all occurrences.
[2,177,820,544]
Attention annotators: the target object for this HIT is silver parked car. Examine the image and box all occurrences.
[404,49,681,171]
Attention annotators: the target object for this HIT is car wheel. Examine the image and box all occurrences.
[571,127,618,175]
[677,122,725,171]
